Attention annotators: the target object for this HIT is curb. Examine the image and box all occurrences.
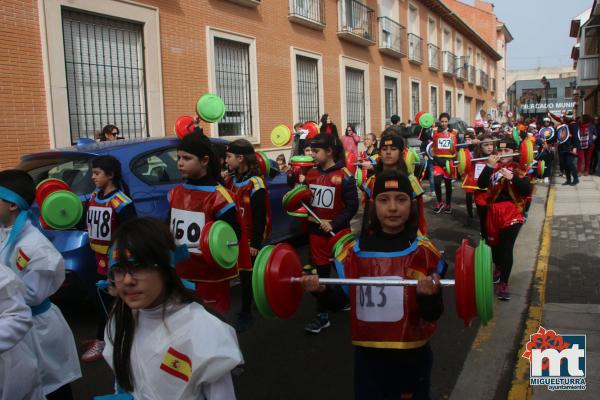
[507,185,556,399]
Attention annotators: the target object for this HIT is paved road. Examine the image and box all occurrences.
[57,187,485,399]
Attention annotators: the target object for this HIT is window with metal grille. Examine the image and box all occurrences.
[384,76,397,125]
[214,38,253,137]
[62,9,147,143]
[345,67,365,135]
[445,90,452,115]
[411,81,420,120]
[296,55,320,123]
[430,86,438,117]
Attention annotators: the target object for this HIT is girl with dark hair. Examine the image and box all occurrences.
[461,133,495,237]
[477,138,531,301]
[301,170,445,400]
[102,217,243,398]
[360,130,427,234]
[169,128,242,313]
[225,139,272,332]
[303,133,358,334]
[319,113,339,138]
[82,155,137,362]
[431,113,460,214]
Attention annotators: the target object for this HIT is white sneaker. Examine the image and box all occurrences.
[543,178,549,184]
[81,340,105,362]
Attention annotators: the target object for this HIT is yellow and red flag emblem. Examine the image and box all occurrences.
[160,347,192,382]
[16,248,30,271]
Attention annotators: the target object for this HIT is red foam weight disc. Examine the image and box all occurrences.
[327,228,353,255]
[175,115,195,139]
[264,243,304,319]
[285,187,312,212]
[36,178,69,207]
[455,239,476,327]
[346,151,357,175]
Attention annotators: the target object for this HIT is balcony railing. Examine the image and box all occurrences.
[468,65,476,83]
[442,51,456,75]
[407,33,423,63]
[428,43,440,70]
[289,0,325,29]
[478,70,489,90]
[225,0,261,7]
[455,58,467,80]
[577,55,599,84]
[378,17,407,58]
[337,0,375,46]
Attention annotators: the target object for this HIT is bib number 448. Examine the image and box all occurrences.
[87,206,112,241]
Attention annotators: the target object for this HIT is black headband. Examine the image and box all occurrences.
[227,143,255,155]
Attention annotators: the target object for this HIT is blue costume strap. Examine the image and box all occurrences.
[30,298,52,316]
[0,186,36,265]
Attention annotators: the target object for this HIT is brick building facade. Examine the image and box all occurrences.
[0,0,501,168]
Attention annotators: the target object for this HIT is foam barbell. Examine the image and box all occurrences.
[452,140,536,175]
[35,179,83,230]
[282,185,335,237]
[252,239,494,326]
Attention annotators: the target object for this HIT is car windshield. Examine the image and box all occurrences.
[18,155,95,196]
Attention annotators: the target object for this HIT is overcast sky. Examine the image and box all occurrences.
[462,0,592,71]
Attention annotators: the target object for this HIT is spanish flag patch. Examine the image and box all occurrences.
[160,347,192,382]
[16,248,30,271]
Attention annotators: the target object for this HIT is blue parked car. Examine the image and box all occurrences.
[17,137,298,298]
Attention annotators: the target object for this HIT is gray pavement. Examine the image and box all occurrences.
[532,175,600,399]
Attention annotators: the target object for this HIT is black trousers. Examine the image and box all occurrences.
[491,224,522,284]
[465,192,474,218]
[434,175,452,204]
[539,151,554,179]
[560,152,579,183]
[46,384,73,400]
[240,270,253,314]
[354,344,433,400]
[477,205,488,240]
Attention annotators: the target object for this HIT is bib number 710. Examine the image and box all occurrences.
[310,184,335,209]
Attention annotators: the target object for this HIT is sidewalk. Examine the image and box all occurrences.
[530,176,600,399]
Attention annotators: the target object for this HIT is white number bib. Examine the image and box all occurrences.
[474,163,486,179]
[437,138,452,150]
[310,184,336,209]
[170,208,205,254]
[87,206,113,241]
[356,276,404,322]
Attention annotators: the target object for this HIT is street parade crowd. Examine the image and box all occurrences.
[0,101,591,399]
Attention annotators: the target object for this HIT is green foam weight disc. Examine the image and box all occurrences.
[419,113,434,129]
[41,190,83,230]
[253,245,275,318]
[207,221,238,269]
[197,94,226,123]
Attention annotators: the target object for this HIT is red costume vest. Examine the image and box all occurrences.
[87,189,132,255]
[168,183,240,282]
[579,124,591,150]
[229,175,272,270]
[432,130,458,158]
[461,158,489,206]
[340,238,443,349]
[305,167,351,222]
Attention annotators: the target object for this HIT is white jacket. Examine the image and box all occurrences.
[0,221,81,394]
[104,302,243,400]
[0,264,44,400]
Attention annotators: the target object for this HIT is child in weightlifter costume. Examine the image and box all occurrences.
[225,139,272,332]
[169,128,244,312]
[302,170,445,400]
[304,133,358,334]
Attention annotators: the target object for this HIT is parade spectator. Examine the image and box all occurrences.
[559,111,580,185]
[98,125,120,142]
[342,124,360,158]
[577,114,596,175]
[276,154,289,173]
[419,125,435,194]
[291,122,306,157]
[319,113,339,138]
